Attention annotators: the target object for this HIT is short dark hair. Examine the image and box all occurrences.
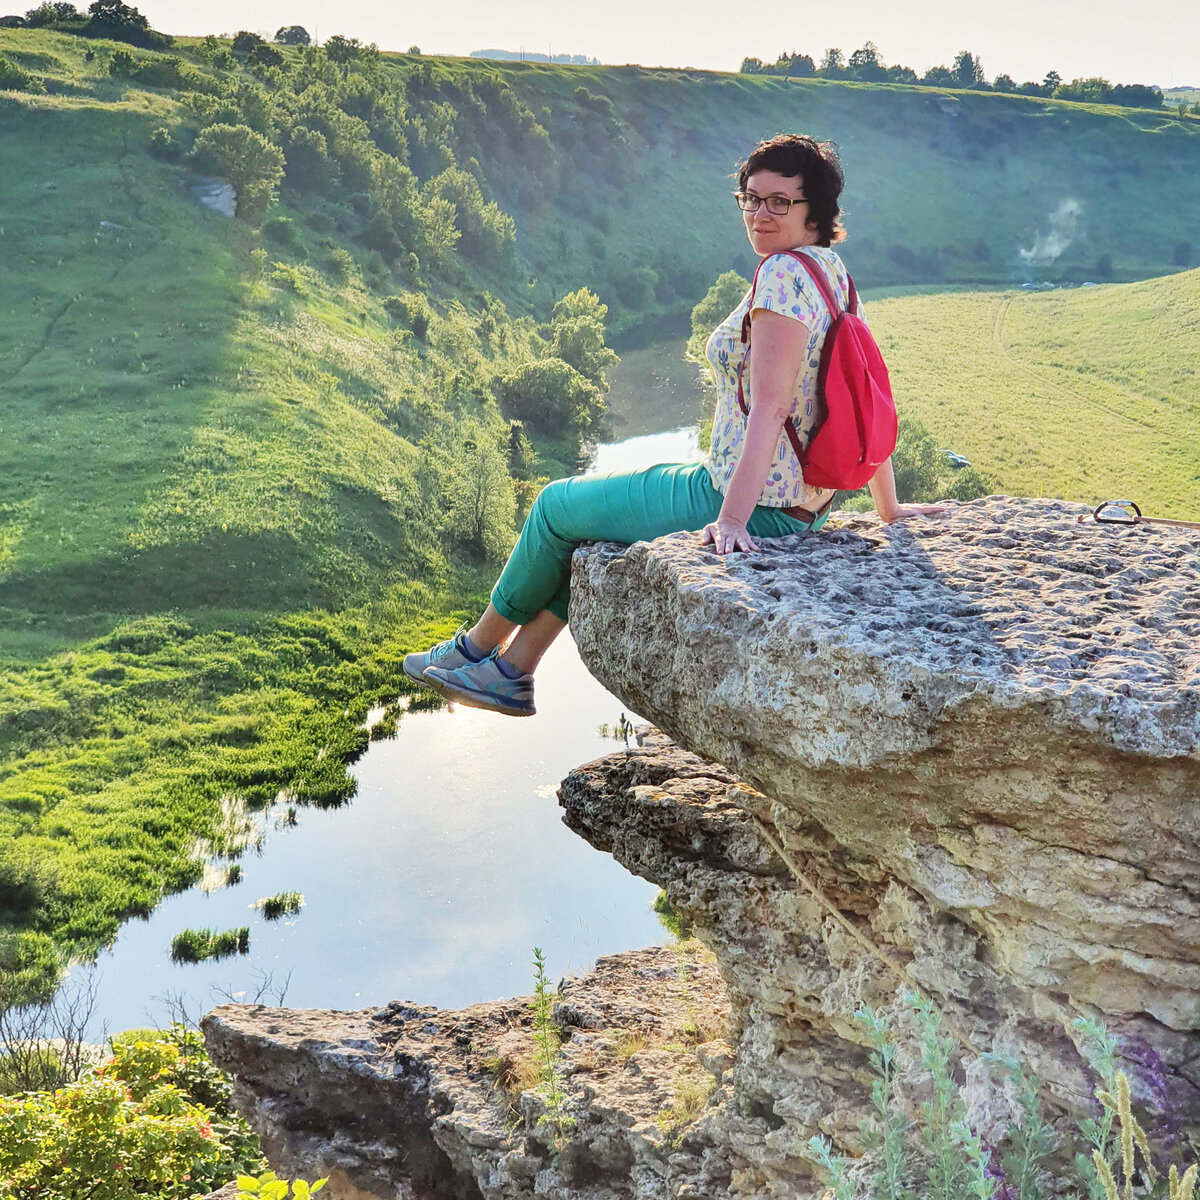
[736,134,846,246]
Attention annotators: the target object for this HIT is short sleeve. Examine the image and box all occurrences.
[748,252,824,327]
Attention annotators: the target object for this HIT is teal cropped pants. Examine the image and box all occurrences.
[490,460,829,625]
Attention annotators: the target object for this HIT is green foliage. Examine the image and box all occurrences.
[0,1026,265,1199]
[237,1172,328,1200]
[530,947,573,1140]
[547,288,618,388]
[651,890,693,942]
[442,424,517,563]
[0,53,44,91]
[191,123,285,220]
[274,26,310,47]
[687,271,749,362]
[494,358,605,440]
[808,1002,1200,1200]
[254,891,303,920]
[383,291,431,338]
[169,926,250,963]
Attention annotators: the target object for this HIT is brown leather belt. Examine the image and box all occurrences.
[781,497,835,524]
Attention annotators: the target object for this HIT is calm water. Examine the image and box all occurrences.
[71,342,704,1031]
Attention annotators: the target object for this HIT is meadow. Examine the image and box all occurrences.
[0,27,1197,1002]
[868,271,1200,516]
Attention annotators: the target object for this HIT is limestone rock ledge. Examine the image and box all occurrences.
[568,497,1200,1127]
[202,944,740,1200]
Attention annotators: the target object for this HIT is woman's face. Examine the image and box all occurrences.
[742,169,818,257]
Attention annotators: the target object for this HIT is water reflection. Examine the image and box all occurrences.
[71,343,704,1032]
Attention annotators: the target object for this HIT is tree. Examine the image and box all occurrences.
[190,123,285,220]
[22,2,81,25]
[231,29,266,57]
[444,425,517,563]
[687,270,748,362]
[274,24,309,45]
[922,65,956,87]
[952,50,985,88]
[493,359,605,439]
[1042,70,1062,94]
[992,73,1017,93]
[848,41,886,82]
[740,56,766,74]
[818,47,845,77]
[547,288,617,389]
[84,0,166,45]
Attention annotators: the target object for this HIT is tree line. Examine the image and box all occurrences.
[740,43,1173,112]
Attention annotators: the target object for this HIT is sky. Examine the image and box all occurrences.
[132,0,1200,88]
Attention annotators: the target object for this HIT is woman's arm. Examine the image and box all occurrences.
[701,309,806,554]
[868,457,952,522]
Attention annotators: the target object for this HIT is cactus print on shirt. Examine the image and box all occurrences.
[703,245,860,509]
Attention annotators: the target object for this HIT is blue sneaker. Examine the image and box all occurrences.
[402,628,479,685]
[423,652,536,717]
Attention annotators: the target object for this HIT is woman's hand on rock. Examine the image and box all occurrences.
[879,502,956,523]
[700,518,759,555]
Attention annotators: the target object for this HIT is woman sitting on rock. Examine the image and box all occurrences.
[404,133,944,716]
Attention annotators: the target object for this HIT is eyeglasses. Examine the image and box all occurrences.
[734,191,807,215]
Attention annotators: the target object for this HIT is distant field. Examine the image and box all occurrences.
[869,271,1200,517]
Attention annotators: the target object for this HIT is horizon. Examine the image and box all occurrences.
[120,1,1200,91]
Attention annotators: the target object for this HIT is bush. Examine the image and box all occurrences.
[0,1026,263,1198]
[262,216,304,254]
[190,123,285,221]
[383,292,430,339]
[687,270,749,362]
[493,358,605,438]
[442,425,517,563]
[0,53,45,92]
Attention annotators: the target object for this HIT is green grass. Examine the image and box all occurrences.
[169,925,249,963]
[254,891,303,921]
[869,271,1200,516]
[0,29,1197,1002]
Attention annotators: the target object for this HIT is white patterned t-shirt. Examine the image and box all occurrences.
[703,245,859,509]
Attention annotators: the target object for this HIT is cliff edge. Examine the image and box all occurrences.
[204,497,1200,1198]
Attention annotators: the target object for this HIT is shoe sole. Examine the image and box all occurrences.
[422,671,536,717]
[401,654,430,685]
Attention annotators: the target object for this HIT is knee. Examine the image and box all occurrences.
[531,478,570,520]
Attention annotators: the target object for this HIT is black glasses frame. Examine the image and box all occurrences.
[734,191,808,215]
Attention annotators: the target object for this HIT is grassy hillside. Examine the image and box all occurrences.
[0,28,1197,997]
[869,270,1200,516]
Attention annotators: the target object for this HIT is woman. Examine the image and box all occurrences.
[404,134,944,716]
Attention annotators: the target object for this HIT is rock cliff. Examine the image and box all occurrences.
[204,497,1200,1198]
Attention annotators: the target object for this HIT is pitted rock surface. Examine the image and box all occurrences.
[203,946,736,1200]
[559,732,1200,1190]
[570,498,1200,1030]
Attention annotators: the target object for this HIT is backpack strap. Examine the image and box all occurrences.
[736,250,858,465]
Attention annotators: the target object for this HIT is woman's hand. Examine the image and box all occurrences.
[877,501,956,524]
[700,517,760,555]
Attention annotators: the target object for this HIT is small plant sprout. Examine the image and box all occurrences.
[852,1004,913,1200]
[805,1133,855,1200]
[530,947,573,1140]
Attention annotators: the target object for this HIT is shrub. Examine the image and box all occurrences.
[383,292,430,339]
[0,53,45,92]
[191,123,285,221]
[262,216,304,254]
[493,358,605,438]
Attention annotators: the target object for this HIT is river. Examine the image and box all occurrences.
[70,342,705,1031]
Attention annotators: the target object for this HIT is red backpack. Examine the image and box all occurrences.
[737,251,898,492]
